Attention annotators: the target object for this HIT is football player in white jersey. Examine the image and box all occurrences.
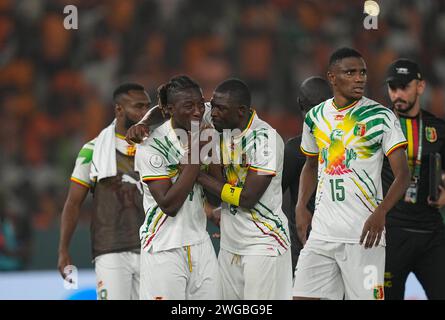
[58,83,150,300]
[293,48,410,300]
[196,79,293,300]
[135,76,220,300]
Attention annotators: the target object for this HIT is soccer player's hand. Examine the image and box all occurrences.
[57,249,73,281]
[360,209,386,249]
[295,205,312,246]
[428,185,445,209]
[125,123,150,144]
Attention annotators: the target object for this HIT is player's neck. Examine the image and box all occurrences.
[115,121,127,137]
[399,103,421,118]
[332,96,359,110]
[237,109,254,132]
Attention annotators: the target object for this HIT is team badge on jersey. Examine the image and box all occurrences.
[425,126,437,142]
[150,154,163,168]
[373,285,384,300]
[353,123,367,137]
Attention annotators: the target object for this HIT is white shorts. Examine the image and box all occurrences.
[292,238,385,300]
[219,248,292,300]
[139,238,220,300]
[95,251,140,300]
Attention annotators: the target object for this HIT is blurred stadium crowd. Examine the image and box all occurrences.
[0,0,444,270]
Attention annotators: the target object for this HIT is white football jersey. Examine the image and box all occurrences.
[301,97,407,244]
[135,120,209,253]
[219,111,290,256]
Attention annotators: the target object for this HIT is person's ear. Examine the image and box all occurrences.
[417,80,426,95]
[166,104,174,117]
[239,104,248,117]
[115,104,124,118]
[327,70,335,87]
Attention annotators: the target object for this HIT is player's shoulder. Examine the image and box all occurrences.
[305,98,332,125]
[78,138,96,153]
[138,121,170,151]
[251,112,284,145]
[149,120,171,139]
[422,109,445,129]
[359,97,396,118]
[83,138,96,149]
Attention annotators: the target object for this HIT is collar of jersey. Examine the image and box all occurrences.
[332,98,360,112]
[234,109,256,139]
[115,133,126,140]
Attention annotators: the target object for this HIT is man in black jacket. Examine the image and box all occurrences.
[281,76,332,275]
[383,59,445,299]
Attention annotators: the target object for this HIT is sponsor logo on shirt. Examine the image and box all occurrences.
[335,114,345,121]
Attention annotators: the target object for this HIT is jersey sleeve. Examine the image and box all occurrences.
[70,140,95,188]
[135,140,170,183]
[382,110,408,156]
[300,112,319,157]
[248,127,280,176]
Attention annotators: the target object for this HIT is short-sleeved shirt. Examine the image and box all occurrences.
[219,110,290,256]
[71,135,144,258]
[301,97,407,244]
[135,120,209,253]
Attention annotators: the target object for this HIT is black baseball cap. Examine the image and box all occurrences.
[386,59,422,86]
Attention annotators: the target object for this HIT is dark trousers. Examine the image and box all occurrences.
[385,226,445,300]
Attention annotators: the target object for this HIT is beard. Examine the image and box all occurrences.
[392,98,416,115]
[124,116,138,130]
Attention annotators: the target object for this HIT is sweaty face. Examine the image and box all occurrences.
[387,80,419,115]
[120,90,151,130]
[329,57,367,101]
[210,91,240,132]
[169,88,205,131]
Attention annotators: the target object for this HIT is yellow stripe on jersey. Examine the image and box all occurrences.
[332,99,359,112]
[250,211,289,248]
[300,146,318,157]
[249,166,276,175]
[70,177,91,188]
[386,141,408,156]
[351,177,378,209]
[186,246,192,272]
[115,133,126,140]
[142,175,170,182]
[151,211,165,233]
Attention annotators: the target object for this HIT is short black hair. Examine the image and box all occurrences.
[157,75,201,108]
[215,78,251,108]
[329,47,363,67]
[113,83,146,104]
[298,76,332,112]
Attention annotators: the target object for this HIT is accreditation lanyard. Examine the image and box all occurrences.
[400,114,423,203]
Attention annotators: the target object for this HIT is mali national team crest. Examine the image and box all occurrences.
[373,285,384,300]
[353,122,367,137]
[425,126,437,143]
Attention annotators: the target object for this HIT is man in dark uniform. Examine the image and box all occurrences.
[281,76,332,275]
[383,59,445,299]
